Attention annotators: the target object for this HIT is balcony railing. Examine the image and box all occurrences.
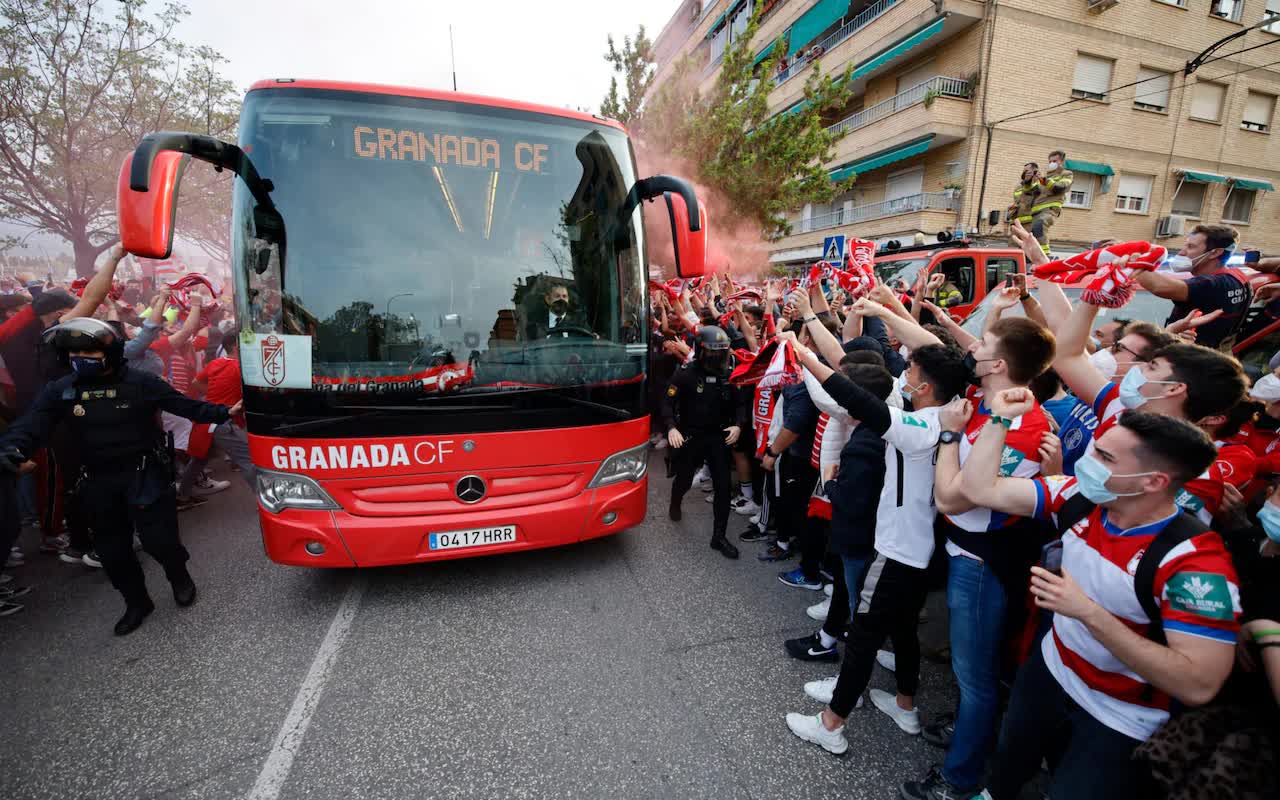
[793,192,959,233]
[826,76,972,137]
[773,0,900,86]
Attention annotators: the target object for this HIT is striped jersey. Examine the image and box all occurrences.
[1032,475,1241,741]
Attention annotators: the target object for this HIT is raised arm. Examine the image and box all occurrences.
[1135,270,1190,303]
[933,398,976,515]
[1052,285,1109,409]
[789,290,845,367]
[857,298,942,352]
[64,245,124,320]
[782,331,891,435]
[920,299,977,350]
[957,388,1040,516]
[167,296,204,349]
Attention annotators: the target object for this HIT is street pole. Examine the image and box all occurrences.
[450,25,458,91]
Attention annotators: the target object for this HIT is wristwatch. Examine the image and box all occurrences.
[938,430,962,446]
[802,314,818,323]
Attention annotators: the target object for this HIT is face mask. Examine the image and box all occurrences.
[69,356,107,379]
[962,353,997,387]
[1074,454,1153,505]
[551,300,569,315]
[1165,254,1196,273]
[1089,347,1118,380]
[1048,161,1061,171]
[1118,367,1179,410]
[1259,502,1280,544]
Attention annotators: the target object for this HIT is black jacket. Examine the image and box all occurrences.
[827,423,886,557]
[0,364,231,469]
[660,362,748,435]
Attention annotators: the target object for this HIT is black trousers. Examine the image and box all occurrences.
[985,644,1145,800]
[829,553,929,717]
[670,431,732,536]
[77,469,189,607]
[0,476,20,564]
[777,452,818,546]
[50,423,92,552]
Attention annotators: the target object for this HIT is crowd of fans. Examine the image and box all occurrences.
[651,220,1280,800]
[0,250,249,618]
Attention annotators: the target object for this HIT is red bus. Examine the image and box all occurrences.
[115,79,708,567]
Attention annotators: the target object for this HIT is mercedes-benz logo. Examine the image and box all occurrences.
[455,475,487,504]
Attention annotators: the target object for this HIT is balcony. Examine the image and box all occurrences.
[792,192,959,235]
[827,76,971,137]
[774,0,900,86]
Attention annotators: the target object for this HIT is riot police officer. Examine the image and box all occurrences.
[662,325,747,559]
[0,319,240,635]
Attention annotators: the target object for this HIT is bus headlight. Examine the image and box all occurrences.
[256,469,340,514]
[587,444,649,488]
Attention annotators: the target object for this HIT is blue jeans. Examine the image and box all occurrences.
[16,472,36,522]
[943,555,1009,790]
[842,554,870,616]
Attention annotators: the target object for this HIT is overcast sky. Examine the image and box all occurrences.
[177,0,682,111]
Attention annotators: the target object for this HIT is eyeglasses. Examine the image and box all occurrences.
[1111,341,1149,363]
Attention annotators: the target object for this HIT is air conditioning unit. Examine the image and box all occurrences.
[1087,0,1119,11]
[1157,215,1187,238]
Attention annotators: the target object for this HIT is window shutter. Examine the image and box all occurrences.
[1190,81,1226,121]
[1134,68,1170,109]
[1116,175,1150,199]
[1244,92,1275,125]
[1072,55,1112,96]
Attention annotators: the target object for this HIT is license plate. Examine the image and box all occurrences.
[428,525,517,551]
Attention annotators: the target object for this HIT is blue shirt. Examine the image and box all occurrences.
[781,382,818,459]
[1041,395,1098,476]
[1166,270,1250,349]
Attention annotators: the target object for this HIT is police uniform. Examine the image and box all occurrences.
[0,319,233,635]
[662,327,747,558]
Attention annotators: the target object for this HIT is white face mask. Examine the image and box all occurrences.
[1048,160,1061,171]
[1165,254,1196,273]
[1089,347,1118,380]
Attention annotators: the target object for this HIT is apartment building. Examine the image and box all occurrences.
[646,0,1280,264]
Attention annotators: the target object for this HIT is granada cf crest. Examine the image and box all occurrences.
[261,335,286,386]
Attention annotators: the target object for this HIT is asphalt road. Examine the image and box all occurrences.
[1,454,961,800]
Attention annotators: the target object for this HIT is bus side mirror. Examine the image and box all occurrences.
[664,190,708,279]
[117,151,189,259]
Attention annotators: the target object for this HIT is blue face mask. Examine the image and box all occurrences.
[901,379,926,402]
[69,356,107,379]
[1073,453,1153,505]
[1258,502,1280,544]
[1118,367,1179,410]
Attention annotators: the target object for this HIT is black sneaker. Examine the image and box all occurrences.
[113,599,155,636]
[668,500,682,521]
[921,712,956,750]
[710,535,739,559]
[738,525,768,543]
[899,764,973,800]
[784,632,840,662]
[756,541,796,562]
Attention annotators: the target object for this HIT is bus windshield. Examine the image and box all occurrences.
[232,88,646,403]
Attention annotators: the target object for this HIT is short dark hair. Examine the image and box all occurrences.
[840,349,886,369]
[1028,368,1062,405]
[1024,162,1039,170]
[923,323,958,351]
[910,343,969,401]
[991,317,1056,384]
[1217,399,1262,440]
[1121,321,1175,358]
[843,362,894,401]
[1154,343,1247,421]
[1049,149,1066,160]
[221,329,239,353]
[1109,317,1132,332]
[742,304,764,322]
[1191,223,1238,255]
[1118,411,1217,486]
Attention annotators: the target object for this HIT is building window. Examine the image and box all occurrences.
[1224,188,1256,223]
[1072,54,1113,101]
[1065,174,1095,208]
[1211,0,1244,20]
[1153,0,1188,6]
[1171,181,1206,217]
[1243,91,1276,132]
[1189,80,1227,122]
[1134,67,1172,112]
[1267,0,1280,33]
[1115,174,1153,213]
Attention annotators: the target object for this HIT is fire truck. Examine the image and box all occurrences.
[116,79,707,566]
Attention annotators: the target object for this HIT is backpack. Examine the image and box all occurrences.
[1055,494,1209,645]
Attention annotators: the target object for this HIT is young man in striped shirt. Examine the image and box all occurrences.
[960,390,1239,800]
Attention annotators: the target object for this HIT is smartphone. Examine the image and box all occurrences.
[1040,539,1064,576]
[1005,275,1015,288]
[1246,250,1261,264]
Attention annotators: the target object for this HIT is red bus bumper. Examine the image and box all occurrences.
[259,475,646,567]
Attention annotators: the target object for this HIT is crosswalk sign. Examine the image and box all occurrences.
[822,235,845,263]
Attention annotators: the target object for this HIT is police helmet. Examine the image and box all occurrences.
[43,318,125,367]
[695,325,732,374]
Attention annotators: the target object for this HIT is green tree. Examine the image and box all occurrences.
[600,25,654,126]
[639,9,855,240]
[0,0,239,277]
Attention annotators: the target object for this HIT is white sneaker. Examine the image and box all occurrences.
[877,649,897,673]
[823,582,834,598]
[785,711,848,755]
[807,597,831,622]
[692,466,710,486]
[704,493,714,503]
[733,498,761,516]
[868,688,921,734]
[193,477,231,496]
[652,439,667,451]
[803,677,864,707]
[749,513,761,526]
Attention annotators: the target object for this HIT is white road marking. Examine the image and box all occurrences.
[246,575,366,800]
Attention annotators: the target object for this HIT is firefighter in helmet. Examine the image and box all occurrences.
[0,319,240,635]
[661,325,748,559]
